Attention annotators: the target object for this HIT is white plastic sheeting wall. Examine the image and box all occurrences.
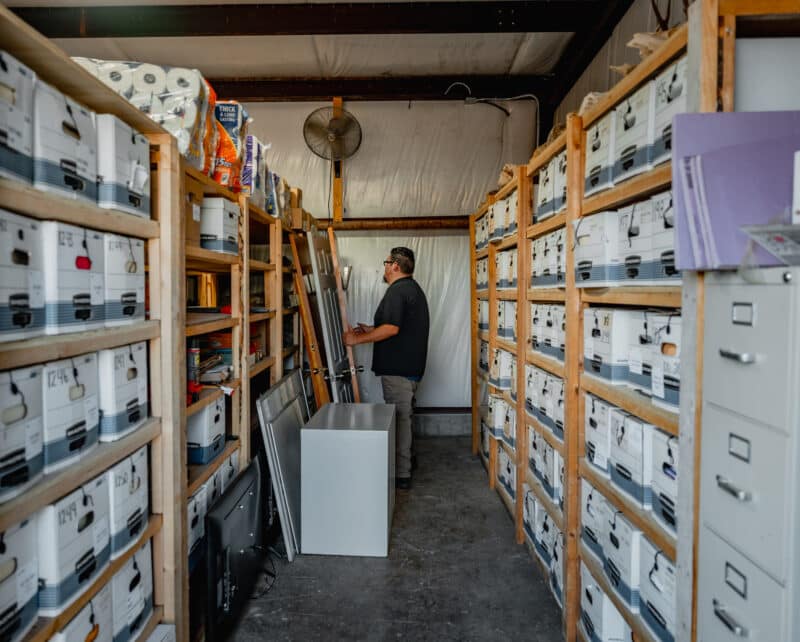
[336,230,470,407]
[245,100,537,219]
[554,0,686,124]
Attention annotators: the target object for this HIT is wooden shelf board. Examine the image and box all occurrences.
[0,418,160,532]
[582,163,673,216]
[282,266,295,274]
[185,313,235,337]
[525,418,565,457]
[580,373,679,436]
[186,388,225,418]
[579,459,676,560]
[248,356,275,379]
[524,536,553,583]
[527,288,566,302]
[499,438,516,460]
[496,338,518,353]
[250,311,276,323]
[282,306,299,315]
[0,320,159,370]
[526,350,565,378]
[579,544,659,642]
[527,213,566,239]
[496,290,519,300]
[580,285,681,308]
[476,291,489,300]
[0,178,159,239]
[0,6,166,136]
[187,440,240,496]
[497,234,518,250]
[185,245,238,272]
[527,132,567,176]
[247,202,274,225]
[495,176,519,201]
[496,481,516,520]
[249,259,276,272]
[135,607,164,642]
[24,516,163,642]
[525,468,566,533]
[475,247,489,260]
[581,24,688,128]
[184,165,238,201]
[478,331,490,342]
[282,345,300,359]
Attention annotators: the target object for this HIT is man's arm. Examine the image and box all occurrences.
[343,323,399,346]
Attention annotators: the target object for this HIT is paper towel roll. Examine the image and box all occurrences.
[182,101,199,128]
[161,115,183,135]
[175,129,191,154]
[98,62,134,96]
[73,57,98,78]
[161,94,184,116]
[166,67,201,98]
[148,95,166,122]
[133,63,167,95]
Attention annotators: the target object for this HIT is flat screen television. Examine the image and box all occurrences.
[205,456,266,641]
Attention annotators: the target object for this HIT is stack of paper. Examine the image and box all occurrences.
[672,111,800,270]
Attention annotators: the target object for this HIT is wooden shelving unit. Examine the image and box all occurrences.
[187,440,241,496]
[470,26,689,642]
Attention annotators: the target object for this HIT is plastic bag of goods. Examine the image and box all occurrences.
[240,135,267,206]
[213,101,250,190]
[72,57,218,173]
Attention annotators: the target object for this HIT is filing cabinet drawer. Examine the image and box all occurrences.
[698,525,786,642]
[701,403,790,583]
[704,275,795,432]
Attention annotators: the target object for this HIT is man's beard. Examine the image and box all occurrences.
[383,275,388,283]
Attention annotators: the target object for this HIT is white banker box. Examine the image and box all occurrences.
[613,82,654,183]
[111,539,153,642]
[200,197,238,255]
[145,625,176,642]
[533,503,555,566]
[581,478,608,564]
[580,561,627,642]
[535,157,556,220]
[219,448,239,494]
[96,114,150,218]
[651,56,687,166]
[301,403,395,557]
[42,222,105,334]
[186,395,225,465]
[628,309,655,395]
[617,199,655,284]
[550,527,564,608]
[639,536,677,642]
[584,307,632,384]
[0,210,44,342]
[98,341,149,442]
[584,393,612,478]
[106,445,149,559]
[603,508,643,612]
[584,111,616,196]
[42,353,100,473]
[33,82,97,204]
[0,364,44,502]
[187,486,207,558]
[0,516,38,642]
[609,409,654,508]
[497,447,515,498]
[104,234,145,327]
[52,581,113,642]
[573,211,624,287]
[37,474,110,616]
[650,190,680,282]
[522,483,537,543]
[0,50,35,184]
[204,468,223,506]
[651,428,678,533]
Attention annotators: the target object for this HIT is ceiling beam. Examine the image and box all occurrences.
[544,0,636,119]
[14,2,603,37]
[207,75,553,102]
[318,216,469,230]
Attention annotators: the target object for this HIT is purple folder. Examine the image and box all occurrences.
[672,111,800,270]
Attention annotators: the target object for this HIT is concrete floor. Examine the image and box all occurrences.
[232,437,564,641]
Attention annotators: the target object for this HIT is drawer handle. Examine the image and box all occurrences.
[719,349,755,364]
[715,475,752,502]
[713,599,749,637]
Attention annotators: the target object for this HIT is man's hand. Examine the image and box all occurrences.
[353,323,374,335]
[343,329,360,346]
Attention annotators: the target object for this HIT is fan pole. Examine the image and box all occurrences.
[332,96,344,222]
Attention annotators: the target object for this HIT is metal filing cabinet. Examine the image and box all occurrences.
[698,267,800,642]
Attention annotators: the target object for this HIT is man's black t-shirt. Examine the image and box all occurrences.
[372,276,430,377]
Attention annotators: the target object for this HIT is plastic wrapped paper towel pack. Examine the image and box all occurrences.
[72,57,218,174]
[213,100,250,189]
[240,135,268,207]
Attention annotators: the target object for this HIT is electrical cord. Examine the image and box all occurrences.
[250,544,279,600]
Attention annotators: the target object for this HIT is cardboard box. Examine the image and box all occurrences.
[186,394,225,465]
[603,508,643,612]
[652,56,688,166]
[0,210,45,342]
[522,482,537,543]
[585,393,612,478]
[42,352,100,473]
[609,410,654,508]
[553,150,568,213]
[51,581,112,642]
[533,500,555,566]
[639,536,677,642]
[111,538,153,642]
[145,625,176,642]
[98,341,148,441]
[584,111,616,196]
[37,474,110,616]
[33,81,97,204]
[184,176,203,247]
[627,309,655,395]
[187,485,207,558]
[96,114,150,218]
[580,561,628,642]
[550,526,564,608]
[106,445,149,558]
[584,307,632,384]
[651,428,678,533]
[0,50,35,184]
[613,82,655,184]
[0,516,38,642]
[581,478,608,564]
[502,400,516,449]
[573,210,624,287]
[650,190,681,283]
[0,364,44,502]
[104,234,145,327]
[617,199,655,284]
[42,222,105,334]
[651,313,682,412]
[200,197,239,255]
[497,447,516,499]
[535,157,557,221]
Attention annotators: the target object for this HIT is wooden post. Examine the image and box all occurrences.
[563,112,583,642]
[332,96,344,222]
[487,198,498,490]
[469,214,480,455]
[271,220,284,382]
[515,167,530,545]
[150,134,187,639]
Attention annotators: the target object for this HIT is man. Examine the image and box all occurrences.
[343,246,430,490]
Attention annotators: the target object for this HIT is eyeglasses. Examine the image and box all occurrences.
[383,260,395,266]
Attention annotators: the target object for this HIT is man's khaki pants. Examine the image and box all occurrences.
[381,376,418,479]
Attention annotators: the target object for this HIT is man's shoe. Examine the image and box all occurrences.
[396,477,412,490]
